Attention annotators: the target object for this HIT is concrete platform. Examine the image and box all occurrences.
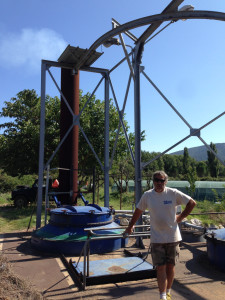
[1,230,225,300]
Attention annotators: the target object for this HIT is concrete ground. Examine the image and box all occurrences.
[1,230,225,300]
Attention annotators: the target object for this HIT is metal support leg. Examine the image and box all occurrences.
[104,72,110,207]
[36,61,47,229]
[44,164,50,225]
[133,43,145,248]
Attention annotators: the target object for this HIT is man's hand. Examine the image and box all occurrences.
[176,199,196,223]
[123,208,143,237]
[123,224,134,237]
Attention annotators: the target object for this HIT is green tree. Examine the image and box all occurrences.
[196,161,208,177]
[186,166,197,197]
[0,90,60,175]
[183,147,190,174]
[207,142,220,178]
[111,157,134,193]
[218,165,225,177]
[0,89,142,177]
[163,154,183,178]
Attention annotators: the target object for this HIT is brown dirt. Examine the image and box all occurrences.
[0,254,44,300]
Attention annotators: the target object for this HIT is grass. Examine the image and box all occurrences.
[0,192,11,205]
[0,204,38,233]
[1,190,225,233]
[188,200,225,227]
[0,192,51,233]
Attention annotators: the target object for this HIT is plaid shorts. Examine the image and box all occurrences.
[151,242,180,266]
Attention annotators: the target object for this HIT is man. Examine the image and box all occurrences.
[124,171,196,300]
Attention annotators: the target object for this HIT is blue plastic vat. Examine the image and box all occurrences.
[205,228,225,272]
[31,204,127,255]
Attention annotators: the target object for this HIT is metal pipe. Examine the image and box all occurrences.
[145,21,174,44]
[115,210,149,214]
[87,242,90,277]
[44,164,50,225]
[137,0,184,44]
[83,239,87,289]
[83,232,151,242]
[190,212,225,215]
[72,71,80,204]
[110,73,133,168]
[141,70,192,128]
[109,51,132,73]
[133,42,145,248]
[79,126,104,170]
[88,231,150,237]
[47,68,74,116]
[111,18,138,42]
[36,61,47,229]
[84,224,150,231]
[104,73,110,207]
[119,33,135,80]
[109,77,135,165]
[198,136,225,167]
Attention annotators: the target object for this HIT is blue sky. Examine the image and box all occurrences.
[0,0,225,154]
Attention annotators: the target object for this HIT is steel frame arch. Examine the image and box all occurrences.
[75,10,225,69]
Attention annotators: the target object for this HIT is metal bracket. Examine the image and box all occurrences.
[190,128,200,137]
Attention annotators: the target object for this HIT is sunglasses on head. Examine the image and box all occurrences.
[154,178,166,183]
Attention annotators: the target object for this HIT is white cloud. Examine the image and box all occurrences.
[0,28,67,71]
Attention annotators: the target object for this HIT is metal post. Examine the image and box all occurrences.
[133,42,145,248]
[104,72,110,207]
[120,172,123,210]
[72,70,80,204]
[92,167,96,204]
[87,242,90,277]
[83,241,87,290]
[44,164,50,225]
[36,61,46,229]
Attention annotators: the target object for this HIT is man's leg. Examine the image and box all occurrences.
[156,264,167,299]
[166,243,178,299]
[151,243,171,299]
[166,263,175,289]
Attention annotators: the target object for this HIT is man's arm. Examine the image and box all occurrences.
[124,208,143,235]
[176,199,196,223]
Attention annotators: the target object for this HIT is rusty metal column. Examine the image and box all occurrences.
[104,72,110,207]
[133,42,144,248]
[59,69,79,204]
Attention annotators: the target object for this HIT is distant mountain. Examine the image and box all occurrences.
[170,143,225,162]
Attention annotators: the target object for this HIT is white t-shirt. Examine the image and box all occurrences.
[137,187,191,243]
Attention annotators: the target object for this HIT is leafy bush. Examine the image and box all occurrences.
[0,170,18,193]
[0,170,37,193]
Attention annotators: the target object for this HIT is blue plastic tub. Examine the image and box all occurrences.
[31,204,127,255]
[205,228,225,272]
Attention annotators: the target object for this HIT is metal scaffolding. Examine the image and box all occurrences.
[36,0,225,229]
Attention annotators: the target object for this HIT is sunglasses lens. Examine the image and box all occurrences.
[154,178,165,183]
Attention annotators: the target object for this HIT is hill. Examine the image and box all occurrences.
[170,143,225,162]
